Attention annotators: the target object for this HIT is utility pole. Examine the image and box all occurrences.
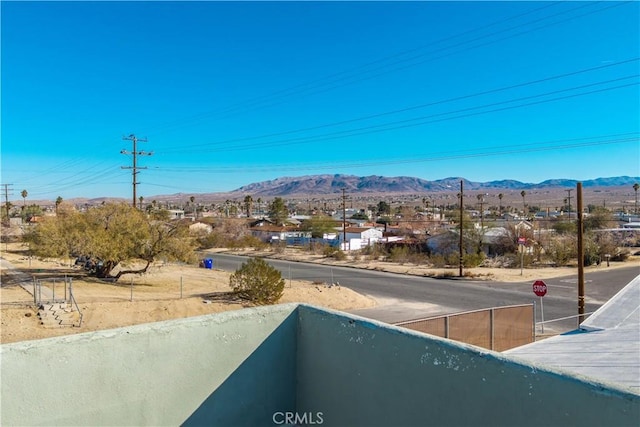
[342,188,347,251]
[1,183,14,226]
[121,134,152,209]
[459,180,464,278]
[477,194,485,230]
[565,189,572,217]
[577,182,585,324]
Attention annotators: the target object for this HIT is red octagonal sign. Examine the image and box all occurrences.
[533,280,547,297]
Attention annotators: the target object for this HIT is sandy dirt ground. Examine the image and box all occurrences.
[1,243,637,344]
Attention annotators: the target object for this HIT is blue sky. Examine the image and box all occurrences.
[2,1,639,201]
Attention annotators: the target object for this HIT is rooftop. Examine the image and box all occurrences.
[506,274,640,393]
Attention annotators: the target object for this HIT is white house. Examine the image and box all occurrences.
[250,225,311,243]
[168,209,185,220]
[340,227,383,251]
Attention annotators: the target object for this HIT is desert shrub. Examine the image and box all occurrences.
[610,250,630,262]
[323,246,346,260]
[445,252,461,267]
[360,243,386,261]
[308,241,327,254]
[429,254,447,268]
[583,237,600,266]
[546,236,576,266]
[237,235,267,250]
[271,240,287,254]
[408,251,429,265]
[388,246,411,263]
[462,252,485,268]
[229,258,284,305]
[197,231,227,249]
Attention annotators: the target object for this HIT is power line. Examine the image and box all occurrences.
[148,133,638,174]
[160,59,639,154]
[145,1,622,137]
[160,75,638,154]
[145,2,564,135]
[121,134,153,208]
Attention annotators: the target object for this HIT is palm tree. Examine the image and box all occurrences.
[244,195,254,218]
[498,193,503,216]
[520,191,526,217]
[633,183,639,214]
[55,196,63,215]
[189,196,196,218]
[138,196,144,210]
[477,194,485,229]
[21,189,28,212]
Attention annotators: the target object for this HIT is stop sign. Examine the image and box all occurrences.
[533,280,547,297]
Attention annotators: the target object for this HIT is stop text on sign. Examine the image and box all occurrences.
[533,280,547,297]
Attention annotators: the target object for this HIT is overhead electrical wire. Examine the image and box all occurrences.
[145,1,623,136]
[15,2,636,197]
[159,58,639,153]
[147,133,639,174]
[145,2,564,135]
[157,75,639,154]
[203,1,622,123]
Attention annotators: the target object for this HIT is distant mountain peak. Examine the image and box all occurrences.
[229,174,639,197]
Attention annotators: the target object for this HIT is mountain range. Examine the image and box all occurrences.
[229,174,639,197]
[45,174,639,206]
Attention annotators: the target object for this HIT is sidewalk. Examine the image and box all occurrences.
[0,258,54,301]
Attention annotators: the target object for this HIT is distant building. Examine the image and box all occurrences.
[167,209,185,220]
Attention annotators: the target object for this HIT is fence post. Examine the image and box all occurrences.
[52,279,55,302]
[64,275,68,303]
[69,278,74,311]
[33,277,36,305]
[490,308,495,350]
[532,300,537,341]
[444,316,450,339]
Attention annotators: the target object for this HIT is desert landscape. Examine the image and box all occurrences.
[1,242,637,344]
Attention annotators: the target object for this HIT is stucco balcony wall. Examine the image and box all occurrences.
[1,303,638,426]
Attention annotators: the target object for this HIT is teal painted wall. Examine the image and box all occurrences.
[2,303,638,426]
[0,304,298,426]
[296,305,640,427]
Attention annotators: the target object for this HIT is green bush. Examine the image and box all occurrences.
[229,258,285,305]
[360,243,386,261]
[429,254,447,268]
[388,246,411,263]
[445,252,461,267]
[545,236,576,267]
[323,246,346,260]
[462,252,485,268]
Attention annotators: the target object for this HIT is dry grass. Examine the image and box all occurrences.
[2,242,637,344]
[0,243,375,344]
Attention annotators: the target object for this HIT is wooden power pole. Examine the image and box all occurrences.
[121,134,152,209]
[577,182,585,324]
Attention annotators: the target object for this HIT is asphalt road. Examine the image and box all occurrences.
[207,252,639,332]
